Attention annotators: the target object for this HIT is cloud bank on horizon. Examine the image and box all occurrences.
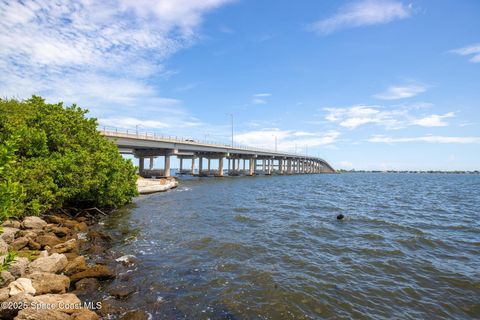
[0,0,479,170]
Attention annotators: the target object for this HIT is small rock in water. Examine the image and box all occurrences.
[115,255,136,265]
[336,214,345,220]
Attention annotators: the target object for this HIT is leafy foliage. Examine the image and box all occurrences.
[0,137,25,220]
[0,251,18,272]
[0,96,137,219]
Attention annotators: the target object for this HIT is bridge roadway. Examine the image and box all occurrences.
[100,127,335,177]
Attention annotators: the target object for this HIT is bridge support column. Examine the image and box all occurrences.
[218,157,224,177]
[262,160,266,173]
[267,159,272,175]
[279,159,284,175]
[179,158,183,173]
[164,155,171,177]
[199,157,203,175]
[191,158,195,175]
[139,157,145,174]
[249,159,255,176]
[207,158,211,175]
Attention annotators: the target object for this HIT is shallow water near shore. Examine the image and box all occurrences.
[99,173,480,319]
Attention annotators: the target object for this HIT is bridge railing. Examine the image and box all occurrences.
[98,126,328,162]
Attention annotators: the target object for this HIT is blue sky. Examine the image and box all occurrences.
[1,0,479,170]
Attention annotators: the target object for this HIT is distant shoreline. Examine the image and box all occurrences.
[336,170,479,174]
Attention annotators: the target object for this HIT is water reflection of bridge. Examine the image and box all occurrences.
[101,127,335,178]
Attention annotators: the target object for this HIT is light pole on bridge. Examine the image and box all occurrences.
[226,113,234,147]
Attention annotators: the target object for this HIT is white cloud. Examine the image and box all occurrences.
[412,112,455,127]
[234,129,340,151]
[100,117,171,129]
[450,43,480,63]
[0,0,231,109]
[99,111,203,131]
[368,135,480,144]
[324,105,404,129]
[252,93,272,105]
[373,84,427,100]
[309,0,412,35]
[324,105,456,130]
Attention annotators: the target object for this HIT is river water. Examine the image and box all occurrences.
[99,173,480,319]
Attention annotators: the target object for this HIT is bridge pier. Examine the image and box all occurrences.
[190,157,195,176]
[139,157,145,174]
[217,157,224,177]
[198,156,203,176]
[164,155,171,177]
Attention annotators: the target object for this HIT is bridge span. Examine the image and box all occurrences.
[100,127,335,177]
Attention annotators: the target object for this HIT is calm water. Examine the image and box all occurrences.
[100,173,480,319]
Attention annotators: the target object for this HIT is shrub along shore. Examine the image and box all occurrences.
[0,97,144,318]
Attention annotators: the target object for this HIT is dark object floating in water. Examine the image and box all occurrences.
[337,214,344,220]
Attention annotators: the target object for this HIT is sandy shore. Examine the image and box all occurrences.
[136,177,178,194]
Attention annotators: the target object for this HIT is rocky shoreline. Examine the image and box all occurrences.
[0,214,147,320]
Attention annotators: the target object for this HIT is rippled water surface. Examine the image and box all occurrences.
[101,173,480,319]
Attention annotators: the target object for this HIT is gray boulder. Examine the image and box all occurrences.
[0,227,19,244]
[21,216,47,230]
[8,277,36,295]
[0,271,15,286]
[30,272,70,294]
[52,239,77,254]
[33,293,81,314]
[9,257,29,278]
[15,308,72,320]
[0,238,8,254]
[28,253,68,274]
[0,287,9,301]
[10,236,29,250]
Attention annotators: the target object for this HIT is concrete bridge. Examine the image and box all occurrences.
[100,127,335,177]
